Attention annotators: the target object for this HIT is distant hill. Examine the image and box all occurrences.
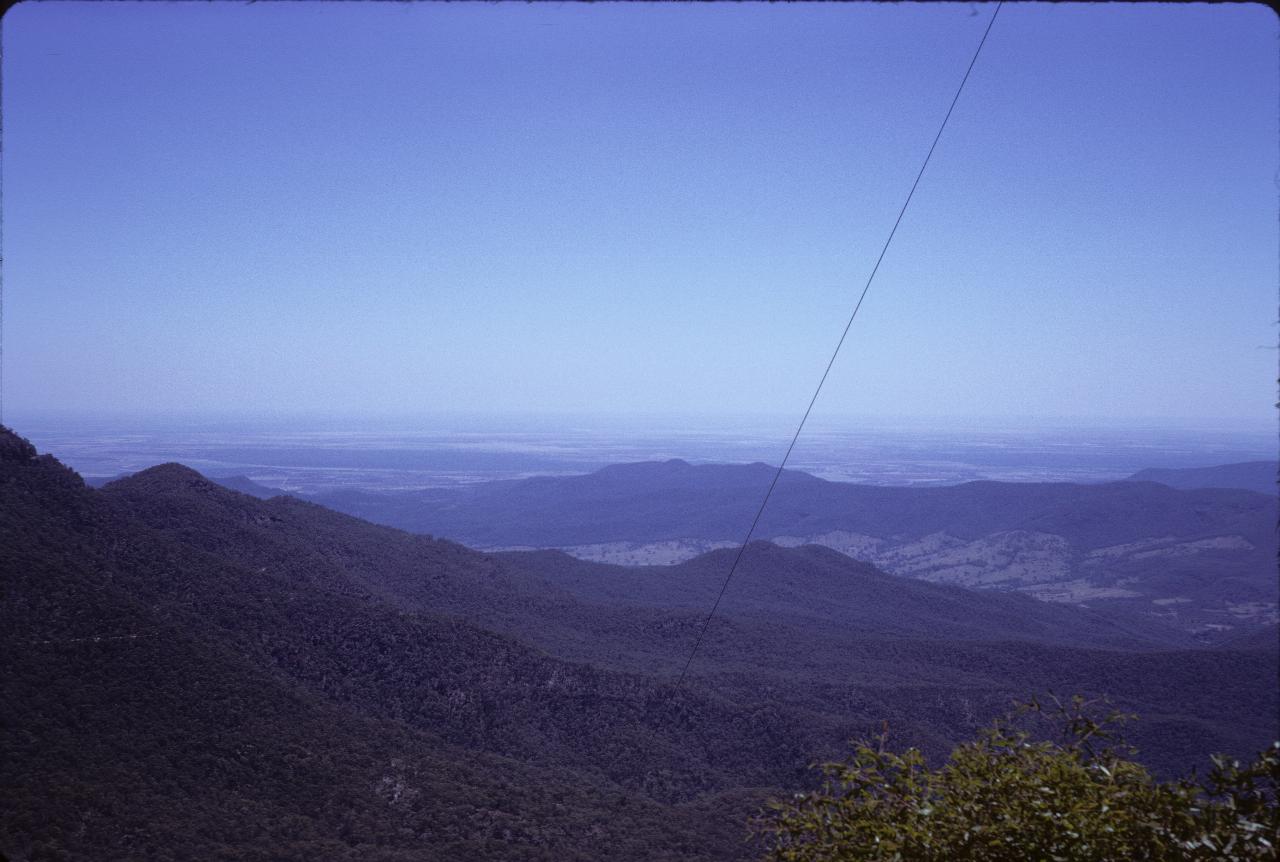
[311,459,1273,550]
[4,428,1277,860]
[1125,460,1277,496]
[495,542,1191,650]
[86,470,288,499]
[310,459,1278,636]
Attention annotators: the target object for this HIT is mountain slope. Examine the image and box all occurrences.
[101,461,1192,652]
[0,434,781,860]
[495,543,1192,650]
[93,449,1276,775]
[92,466,852,804]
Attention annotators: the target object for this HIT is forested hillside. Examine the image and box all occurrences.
[3,428,1276,860]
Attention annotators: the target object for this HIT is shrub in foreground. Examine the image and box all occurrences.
[760,695,1279,861]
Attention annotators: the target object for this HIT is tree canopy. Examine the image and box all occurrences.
[760,695,1279,861]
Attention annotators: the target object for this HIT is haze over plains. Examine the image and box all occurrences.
[3,3,1276,429]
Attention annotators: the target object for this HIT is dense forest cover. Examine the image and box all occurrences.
[2,427,1276,860]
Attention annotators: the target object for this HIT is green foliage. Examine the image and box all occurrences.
[760,695,1280,861]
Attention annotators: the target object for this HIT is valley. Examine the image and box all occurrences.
[3,426,1277,860]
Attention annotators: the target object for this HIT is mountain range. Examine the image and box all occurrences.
[296,459,1278,637]
[5,429,1276,860]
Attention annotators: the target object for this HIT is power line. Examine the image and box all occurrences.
[676,2,1004,687]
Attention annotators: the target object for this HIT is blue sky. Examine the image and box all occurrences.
[3,2,1276,428]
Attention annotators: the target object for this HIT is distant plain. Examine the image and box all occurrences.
[18,414,1276,495]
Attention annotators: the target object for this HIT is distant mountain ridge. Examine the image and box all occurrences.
[310,458,1272,549]
[306,459,1278,635]
[1125,460,1277,496]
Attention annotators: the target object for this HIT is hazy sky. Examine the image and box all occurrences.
[3,2,1277,428]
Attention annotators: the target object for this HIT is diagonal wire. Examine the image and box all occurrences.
[676,2,1004,687]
